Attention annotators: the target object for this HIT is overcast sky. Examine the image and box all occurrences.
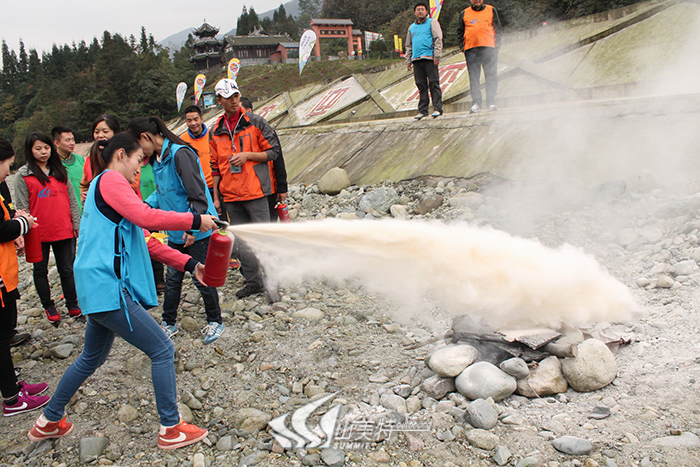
[1,0,287,56]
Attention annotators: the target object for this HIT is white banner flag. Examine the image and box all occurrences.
[299,30,317,76]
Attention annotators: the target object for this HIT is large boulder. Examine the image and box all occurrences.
[561,339,617,392]
[415,195,443,215]
[464,399,498,429]
[421,375,456,400]
[319,168,350,195]
[456,362,517,402]
[516,356,568,397]
[233,408,272,434]
[358,187,399,213]
[428,345,478,377]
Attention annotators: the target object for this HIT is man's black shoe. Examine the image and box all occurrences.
[235,283,263,299]
[10,333,30,347]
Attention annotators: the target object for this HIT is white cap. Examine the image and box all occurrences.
[215,79,240,98]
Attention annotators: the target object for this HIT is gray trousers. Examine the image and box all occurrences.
[224,197,270,288]
[464,46,498,107]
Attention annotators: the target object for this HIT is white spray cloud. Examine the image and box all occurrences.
[230,219,638,330]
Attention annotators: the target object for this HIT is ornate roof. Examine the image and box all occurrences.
[194,22,220,36]
[194,37,223,47]
[189,52,222,62]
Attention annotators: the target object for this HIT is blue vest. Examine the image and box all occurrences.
[410,18,435,60]
[74,171,158,327]
[151,139,217,244]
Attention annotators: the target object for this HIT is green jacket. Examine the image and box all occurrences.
[62,153,85,213]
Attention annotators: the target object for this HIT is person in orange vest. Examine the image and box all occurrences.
[179,105,214,199]
[457,0,502,113]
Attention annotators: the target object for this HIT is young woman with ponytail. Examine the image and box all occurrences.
[124,117,224,345]
[27,134,218,450]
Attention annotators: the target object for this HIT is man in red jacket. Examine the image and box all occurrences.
[457,0,502,113]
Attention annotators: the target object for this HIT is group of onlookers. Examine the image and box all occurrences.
[406,0,502,119]
[1,78,286,451]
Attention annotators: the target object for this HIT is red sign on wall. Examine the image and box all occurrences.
[307,87,351,117]
[257,104,278,119]
[407,63,466,102]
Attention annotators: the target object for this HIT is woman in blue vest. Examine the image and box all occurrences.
[125,117,224,345]
[28,134,218,450]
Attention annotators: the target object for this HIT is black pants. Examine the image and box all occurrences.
[268,195,279,222]
[412,59,442,115]
[464,47,498,107]
[152,259,164,287]
[224,198,269,288]
[0,287,20,398]
[33,238,78,309]
[162,237,221,325]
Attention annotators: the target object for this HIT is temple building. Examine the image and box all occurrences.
[190,22,224,71]
[224,29,294,66]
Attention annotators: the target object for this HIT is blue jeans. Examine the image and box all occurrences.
[44,290,179,426]
[162,237,221,326]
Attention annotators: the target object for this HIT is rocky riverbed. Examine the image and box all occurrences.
[1,171,699,466]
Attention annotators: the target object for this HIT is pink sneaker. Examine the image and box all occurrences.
[3,391,49,417]
[28,414,74,441]
[18,381,48,396]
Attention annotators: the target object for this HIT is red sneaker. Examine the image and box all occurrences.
[28,414,74,441]
[45,307,61,324]
[68,307,82,318]
[18,380,48,396]
[158,420,208,450]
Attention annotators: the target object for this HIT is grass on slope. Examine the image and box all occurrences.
[204,58,402,101]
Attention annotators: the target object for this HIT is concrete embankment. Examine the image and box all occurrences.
[279,93,700,189]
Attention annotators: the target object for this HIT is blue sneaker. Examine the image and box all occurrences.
[161,321,178,339]
[202,322,224,345]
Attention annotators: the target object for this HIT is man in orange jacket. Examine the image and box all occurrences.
[457,0,502,114]
[210,79,281,299]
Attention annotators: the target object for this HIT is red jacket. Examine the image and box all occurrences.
[17,166,77,242]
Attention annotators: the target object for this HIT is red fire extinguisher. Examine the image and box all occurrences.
[202,220,234,287]
[24,223,43,263]
[276,202,291,223]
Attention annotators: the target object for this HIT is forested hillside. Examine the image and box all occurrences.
[0,0,646,162]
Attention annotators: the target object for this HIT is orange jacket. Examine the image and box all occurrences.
[179,127,214,189]
[460,5,498,50]
[209,108,280,202]
[0,194,19,296]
